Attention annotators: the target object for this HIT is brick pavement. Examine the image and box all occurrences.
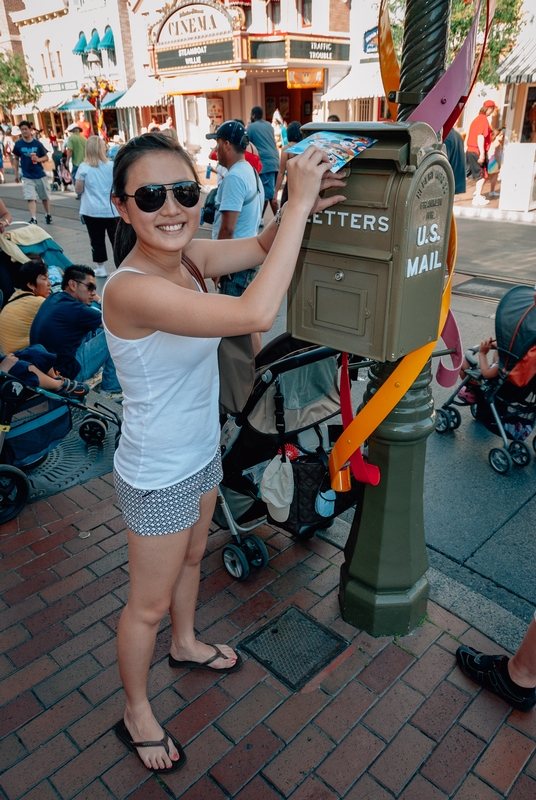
[0,475,535,799]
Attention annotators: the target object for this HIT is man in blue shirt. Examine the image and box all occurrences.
[206,120,264,296]
[247,106,280,216]
[12,121,52,225]
[30,265,121,399]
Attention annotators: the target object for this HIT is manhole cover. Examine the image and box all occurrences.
[454,278,518,301]
[25,390,121,501]
[239,606,348,690]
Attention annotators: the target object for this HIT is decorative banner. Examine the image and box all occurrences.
[286,68,324,89]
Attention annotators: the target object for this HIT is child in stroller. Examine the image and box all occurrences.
[0,345,88,398]
[437,286,536,474]
[51,149,72,192]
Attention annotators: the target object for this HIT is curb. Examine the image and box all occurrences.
[454,204,536,225]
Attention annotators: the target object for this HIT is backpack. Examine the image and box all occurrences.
[201,169,262,226]
[201,187,218,225]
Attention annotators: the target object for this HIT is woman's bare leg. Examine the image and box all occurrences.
[117,527,196,770]
[509,619,536,688]
[169,487,238,668]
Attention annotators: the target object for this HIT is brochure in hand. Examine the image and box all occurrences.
[286,131,377,173]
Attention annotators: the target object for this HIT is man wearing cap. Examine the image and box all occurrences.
[465,100,496,206]
[65,124,86,182]
[206,120,264,295]
[12,121,52,225]
[247,106,280,216]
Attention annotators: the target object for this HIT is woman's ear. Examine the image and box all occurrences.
[111,194,131,224]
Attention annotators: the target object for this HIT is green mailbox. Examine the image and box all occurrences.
[287,121,455,362]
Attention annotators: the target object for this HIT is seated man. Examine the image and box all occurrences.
[30,265,121,400]
[0,259,51,353]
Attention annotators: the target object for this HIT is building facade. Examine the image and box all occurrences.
[8,0,137,139]
[123,0,351,160]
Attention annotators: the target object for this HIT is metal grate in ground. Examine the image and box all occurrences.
[25,390,121,501]
[453,277,519,301]
[239,606,348,690]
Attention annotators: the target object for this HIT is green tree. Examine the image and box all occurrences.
[0,52,40,120]
[388,0,524,86]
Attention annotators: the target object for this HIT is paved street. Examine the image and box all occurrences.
[0,170,535,798]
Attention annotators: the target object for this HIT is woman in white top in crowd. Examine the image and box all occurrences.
[75,135,119,277]
[102,132,346,775]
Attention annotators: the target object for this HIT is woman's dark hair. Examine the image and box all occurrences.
[112,132,198,267]
[287,121,302,144]
[14,259,48,291]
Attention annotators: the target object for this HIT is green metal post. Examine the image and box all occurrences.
[339,0,452,635]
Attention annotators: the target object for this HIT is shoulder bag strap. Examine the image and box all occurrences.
[6,292,34,305]
[181,253,208,294]
[243,169,262,206]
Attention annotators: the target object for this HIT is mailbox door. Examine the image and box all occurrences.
[288,250,392,360]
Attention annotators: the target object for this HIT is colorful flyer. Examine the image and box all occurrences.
[286,131,377,172]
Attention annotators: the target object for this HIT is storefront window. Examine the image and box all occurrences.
[301,0,312,26]
[522,86,536,143]
[270,2,281,30]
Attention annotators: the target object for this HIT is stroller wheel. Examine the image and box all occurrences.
[0,465,29,524]
[79,416,108,446]
[470,403,478,419]
[508,440,531,467]
[222,544,250,580]
[243,535,269,570]
[489,447,512,475]
[446,407,462,430]
[435,408,451,434]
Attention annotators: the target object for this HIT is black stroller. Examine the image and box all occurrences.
[436,286,536,474]
[215,334,362,579]
[0,373,121,523]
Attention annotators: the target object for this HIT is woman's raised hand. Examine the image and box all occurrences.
[286,145,346,217]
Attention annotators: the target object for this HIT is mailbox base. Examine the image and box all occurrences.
[339,569,429,636]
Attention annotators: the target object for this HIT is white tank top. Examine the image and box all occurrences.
[101,267,220,490]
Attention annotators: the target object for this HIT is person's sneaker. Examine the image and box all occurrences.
[93,265,107,278]
[458,385,477,404]
[28,217,38,224]
[45,214,52,224]
[488,191,500,198]
[472,195,490,206]
[456,645,536,712]
[98,390,123,404]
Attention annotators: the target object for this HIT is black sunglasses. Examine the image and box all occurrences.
[75,280,97,292]
[124,181,200,212]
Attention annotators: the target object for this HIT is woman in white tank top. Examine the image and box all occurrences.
[104,130,347,773]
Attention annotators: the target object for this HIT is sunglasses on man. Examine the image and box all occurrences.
[123,181,200,213]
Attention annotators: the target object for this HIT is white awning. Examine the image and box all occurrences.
[161,72,242,95]
[497,29,536,84]
[322,61,384,102]
[116,77,166,108]
[36,91,75,112]
[11,103,39,116]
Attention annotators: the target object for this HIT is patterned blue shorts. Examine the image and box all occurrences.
[113,450,223,536]
[219,267,259,297]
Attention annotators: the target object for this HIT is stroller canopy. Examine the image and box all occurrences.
[495,286,536,376]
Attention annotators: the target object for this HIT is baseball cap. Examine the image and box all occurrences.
[67,123,81,132]
[206,120,248,147]
[483,100,497,109]
[260,455,294,523]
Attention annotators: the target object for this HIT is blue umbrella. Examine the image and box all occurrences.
[57,98,95,112]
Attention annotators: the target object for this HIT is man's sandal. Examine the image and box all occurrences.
[114,719,186,773]
[168,643,242,672]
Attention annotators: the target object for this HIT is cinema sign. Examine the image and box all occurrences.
[155,0,235,45]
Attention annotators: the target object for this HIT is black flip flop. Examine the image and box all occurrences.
[168,643,242,673]
[113,719,186,773]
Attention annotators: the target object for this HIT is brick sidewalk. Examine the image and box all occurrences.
[0,476,535,799]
